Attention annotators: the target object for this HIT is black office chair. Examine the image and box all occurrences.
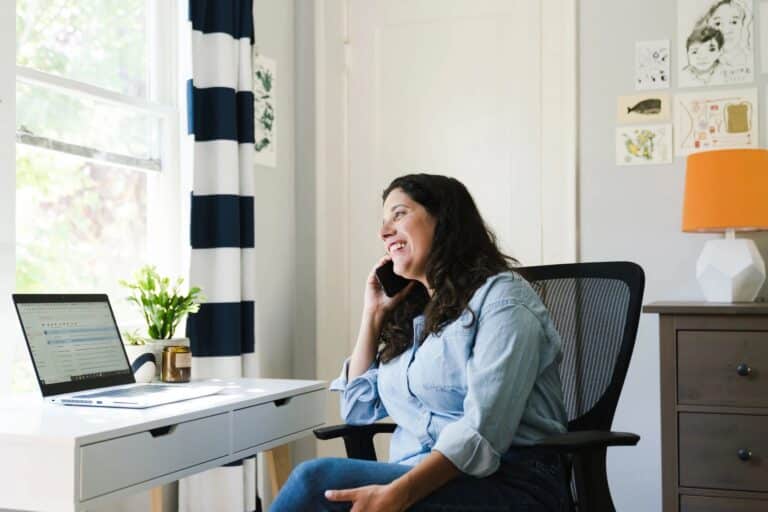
[314,261,645,512]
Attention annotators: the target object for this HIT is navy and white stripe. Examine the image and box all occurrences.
[181,1,259,511]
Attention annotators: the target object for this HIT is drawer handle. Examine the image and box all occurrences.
[150,425,177,437]
[274,397,292,407]
[736,363,752,377]
[737,448,752,461]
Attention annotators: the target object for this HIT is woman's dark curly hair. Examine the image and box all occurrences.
[378,174,519,363]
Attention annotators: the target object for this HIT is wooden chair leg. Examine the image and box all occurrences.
[265,444,292,496]
[150,486,163,512]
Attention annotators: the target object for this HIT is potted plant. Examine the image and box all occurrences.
[119,265,204,379]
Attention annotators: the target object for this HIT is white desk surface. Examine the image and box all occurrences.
[0,378,327,512]
[0,378,325,443]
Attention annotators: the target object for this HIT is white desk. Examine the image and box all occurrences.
[0,378,326,512]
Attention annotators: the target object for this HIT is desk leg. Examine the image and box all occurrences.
[265,444,292,497]
[150,486,163,512]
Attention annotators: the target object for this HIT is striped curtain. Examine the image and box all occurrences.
[181,1,260,511]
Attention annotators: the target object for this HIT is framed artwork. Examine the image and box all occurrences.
[617,93,671,123]
[677,0,754,87]
[635,40,670,90]
[616,124,673,165]
[674,88,758,155]
[253,54,277,167]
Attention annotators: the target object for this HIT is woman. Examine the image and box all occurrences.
[271,174,569,511]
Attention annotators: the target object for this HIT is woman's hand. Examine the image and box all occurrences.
[348,256,414,380]
[325,484,408,512]
[362,256,414,329]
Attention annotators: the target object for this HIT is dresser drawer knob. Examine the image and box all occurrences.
[736,363,752,377]
[737,448,753,461]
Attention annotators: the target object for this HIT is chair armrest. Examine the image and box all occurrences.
[313,423,396,440]
[533,430,639,452]
[313,423,397,460]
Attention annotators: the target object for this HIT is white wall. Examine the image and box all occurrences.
[580,1,768,510]
[293,0,319,468]
[252,0,298,506]
[252,1,295,384]
[311,0,351,460]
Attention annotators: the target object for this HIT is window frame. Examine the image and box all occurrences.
[2,0,184,395]
[15,65,169,171]
[0,0,16,395]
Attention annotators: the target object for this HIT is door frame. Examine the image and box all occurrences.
[313,0,578,456]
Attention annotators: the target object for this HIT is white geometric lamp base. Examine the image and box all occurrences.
[696,238,766,302]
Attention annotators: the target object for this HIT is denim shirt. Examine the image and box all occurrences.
[330,271,568,478]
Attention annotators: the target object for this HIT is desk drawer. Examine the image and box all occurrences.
[80,413,228,500]
[679,413,768,492]
[678,331,768,407]
[681,495,768,511]
[233,390,324,453]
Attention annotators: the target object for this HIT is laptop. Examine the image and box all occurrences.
[12,293,222,408]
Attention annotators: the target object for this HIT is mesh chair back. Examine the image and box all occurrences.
[519,262,644,432]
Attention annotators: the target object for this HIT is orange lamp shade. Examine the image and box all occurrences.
[682,149,768,233]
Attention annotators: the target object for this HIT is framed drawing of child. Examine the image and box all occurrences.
[678,0,754,87]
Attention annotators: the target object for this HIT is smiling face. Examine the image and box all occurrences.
[688,38,722,70]
[707,3,744,46]
[379,187,436,287]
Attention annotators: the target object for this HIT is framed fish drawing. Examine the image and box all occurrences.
[674,88,758,155]
[616,124,673,165]
[617,93,671,123]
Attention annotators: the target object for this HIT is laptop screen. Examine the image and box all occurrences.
[13,294,135,396]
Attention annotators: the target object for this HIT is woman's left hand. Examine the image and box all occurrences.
[325,484,408,512]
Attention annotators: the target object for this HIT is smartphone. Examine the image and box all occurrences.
[375,260,411,297]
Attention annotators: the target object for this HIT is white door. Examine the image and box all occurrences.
[314,0,575,457]
[348,0,544,332]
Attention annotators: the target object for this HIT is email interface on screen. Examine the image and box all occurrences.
[16,301,129,385]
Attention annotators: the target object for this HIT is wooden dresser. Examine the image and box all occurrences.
[644,302,768,512]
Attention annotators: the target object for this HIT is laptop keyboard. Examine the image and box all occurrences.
[76,385,177,398]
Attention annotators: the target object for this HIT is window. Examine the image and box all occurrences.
[7,0,182,393]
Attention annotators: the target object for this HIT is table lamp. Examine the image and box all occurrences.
[682,148,768,302]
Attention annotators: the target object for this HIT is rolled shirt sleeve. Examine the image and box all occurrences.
[329,358,389,424]
[433,301,544,477]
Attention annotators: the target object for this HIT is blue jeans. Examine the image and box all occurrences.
[270,448,570,511]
